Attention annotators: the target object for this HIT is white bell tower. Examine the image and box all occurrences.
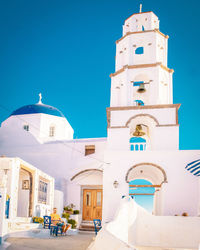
[110,11,173,107]
[107,10,180,151]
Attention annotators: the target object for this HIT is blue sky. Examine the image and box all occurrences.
[0,0,199,149]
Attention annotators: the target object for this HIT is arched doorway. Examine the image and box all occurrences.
[126,163,167,215]
[71,169,103,221]
[17,167,33,217]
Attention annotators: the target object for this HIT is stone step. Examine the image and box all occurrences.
[7,222,42,233]
[79,224,95,232]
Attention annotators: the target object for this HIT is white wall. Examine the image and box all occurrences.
[54,190,64,217]
[103,150,200,222]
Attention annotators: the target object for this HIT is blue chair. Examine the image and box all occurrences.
[93,219,102,235]
[50,224,64,236]
[43,216,51,229]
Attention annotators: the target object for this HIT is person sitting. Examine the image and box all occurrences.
[50,207,71,234]
[50,207,62,225]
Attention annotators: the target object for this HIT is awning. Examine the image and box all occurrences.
[185,159,200,176]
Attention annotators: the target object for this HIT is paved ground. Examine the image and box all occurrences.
[5,233,94,250]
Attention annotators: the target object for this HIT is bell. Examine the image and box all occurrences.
[137,83,146,93]
[133,125,146,137]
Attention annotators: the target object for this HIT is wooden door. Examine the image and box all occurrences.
[83,189,102,221]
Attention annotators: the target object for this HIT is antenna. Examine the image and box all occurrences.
[139,4,142,13]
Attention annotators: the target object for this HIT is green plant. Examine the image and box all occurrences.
[68,219,77,229]
[62,212,70,220]
[73,210,79,215]
[64,206,73,212]
[32,217,44,224]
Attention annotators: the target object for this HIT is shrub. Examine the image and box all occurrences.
[32,217,44,224]
[68,219,77,229]
[62,212,70,220]
[73,210,80,215]
[63,206,73,212]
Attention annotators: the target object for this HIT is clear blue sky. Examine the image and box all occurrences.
[0,0,199,149]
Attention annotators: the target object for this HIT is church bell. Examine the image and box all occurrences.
[137,83,146,93]
[133,125,146,137]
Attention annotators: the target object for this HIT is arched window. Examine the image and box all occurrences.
[130,137,146,151]
[49,126,55,137]
[135,47,144,55]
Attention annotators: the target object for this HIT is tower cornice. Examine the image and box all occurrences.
[116,29,169,44]
[110,63,174,78]
[106,104,181,128]
[125,11,154,22]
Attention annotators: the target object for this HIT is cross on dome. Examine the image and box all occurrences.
[38,93,42,104]
[139,4,142,13]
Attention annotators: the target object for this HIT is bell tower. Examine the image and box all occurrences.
[110,11,173,107]
[107,10,180,151]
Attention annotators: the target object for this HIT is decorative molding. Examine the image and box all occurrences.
[110,63,173,77]
[116,29,168,44]
[125,162,168,183]
[71,169,103,181]
[125,11,153,22]
[156,124,179,127]
[125,113,159,127]
[106,104,181,128]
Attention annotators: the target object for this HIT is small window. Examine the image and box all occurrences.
[135,47,144,55]
[85,145,95,156]
[142,25,145,31]
[49,126,55,137]
[23,125,29,131]
[38,180,48,204]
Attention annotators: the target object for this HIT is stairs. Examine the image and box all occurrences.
[7,218,42,233]
[79,221,95,232]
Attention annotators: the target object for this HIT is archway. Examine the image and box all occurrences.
[17,167,33,217]
[126,163,167,215]
[70,169,103,222]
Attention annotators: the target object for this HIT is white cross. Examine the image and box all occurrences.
[139,4,142,13]
[38,93,42,104]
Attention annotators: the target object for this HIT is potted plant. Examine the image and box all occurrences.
[63,204,75,215]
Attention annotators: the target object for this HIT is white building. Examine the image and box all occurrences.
[0,9,199,229]
[0,157,54,243]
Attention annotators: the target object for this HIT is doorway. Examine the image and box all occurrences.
[82,189,102,221]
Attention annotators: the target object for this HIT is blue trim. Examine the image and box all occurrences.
[130,137,146,143]
[10,104,65,118]
[133,81,144,86]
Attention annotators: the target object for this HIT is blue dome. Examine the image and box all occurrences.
[10,103,65,117]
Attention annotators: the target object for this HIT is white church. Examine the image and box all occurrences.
[0,8,200,237]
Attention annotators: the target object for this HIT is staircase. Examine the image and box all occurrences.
[79,221,95,232]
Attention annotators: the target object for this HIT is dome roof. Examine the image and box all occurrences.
[10,103,65,118]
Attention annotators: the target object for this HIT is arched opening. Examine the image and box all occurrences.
[70,169,103,222]
[17,167,33,217]
[126,163,167,215]
[134,99,144,106]
[129,179,155,213]
[135,47,144,55]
